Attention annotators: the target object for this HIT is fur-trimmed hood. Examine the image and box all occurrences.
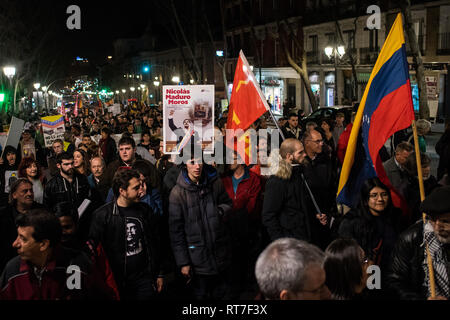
[267,149,292,180]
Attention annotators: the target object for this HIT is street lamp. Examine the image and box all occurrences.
[171,76,180,83]
[3,66,16,113]
[324,44,345,106]
[3,66,16,78]
[33,83,41,111]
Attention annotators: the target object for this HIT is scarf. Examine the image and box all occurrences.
[422,221,450,298]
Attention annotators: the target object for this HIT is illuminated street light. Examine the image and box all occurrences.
[172,76,180,83]
[34,83,41,90]
[153,81,160,87]
[130,87,135,92]
[3,66,16,78]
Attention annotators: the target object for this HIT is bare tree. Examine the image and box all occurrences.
[276,19,319,111]
[400,0,429,120]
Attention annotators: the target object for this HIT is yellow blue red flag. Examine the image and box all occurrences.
[337,13,415,208]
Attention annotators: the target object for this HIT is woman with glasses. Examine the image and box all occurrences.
[324,238,371,300]
[337,178,401,279]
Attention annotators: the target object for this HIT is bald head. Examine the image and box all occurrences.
[280,138,306,165]
[303,130,324,157]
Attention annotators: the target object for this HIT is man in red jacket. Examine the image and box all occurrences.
[0,208,115,300]
[222,152,262,299]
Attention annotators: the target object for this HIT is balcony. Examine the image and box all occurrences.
[359,47,378,65]
[438,33,450,55]
[307,51,320,64]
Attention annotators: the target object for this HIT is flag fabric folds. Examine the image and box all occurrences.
[226,50,269,165]
[337,13,415,208]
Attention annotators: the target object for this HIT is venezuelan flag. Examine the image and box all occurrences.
[337,13,415,208]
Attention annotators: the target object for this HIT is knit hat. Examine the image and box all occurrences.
[419,186,450,217]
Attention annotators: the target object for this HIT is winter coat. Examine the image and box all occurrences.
[99,137,117,165]
[262,159,318,244]
[88,201,164,289]
[0,245,115,300]
[168,166,233,275]
[385,221,428,300]
[43,172,91,212]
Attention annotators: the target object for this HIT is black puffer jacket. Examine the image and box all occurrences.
[385,221,428,300]
[88,201,163,289]
[168,166,233,275]
[43,172,91,212]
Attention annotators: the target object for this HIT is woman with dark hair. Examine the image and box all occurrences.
[338,177,401,275]
[18,157,46,204]
[99,127,117,165]
[320,118,335,152]
[324,238,370,300]
[73,148,90,176]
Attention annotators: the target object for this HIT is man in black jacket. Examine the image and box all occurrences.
[262,138,327,246]
[387,186,450,300]
[89,169,165,300]
[168,154,233,300]
[302,129,337,249]
[43,152,91,213]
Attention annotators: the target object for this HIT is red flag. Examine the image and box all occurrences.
[226,50,269,165]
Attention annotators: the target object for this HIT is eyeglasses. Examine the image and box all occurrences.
[369,192,389,199]
[361,256,369,265]
[307,139,323,144]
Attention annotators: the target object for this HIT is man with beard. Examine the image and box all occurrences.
[387,186,450,300]
[0,179,44,274]
[43,152,91,216]
[89,169,165,300]
[262,138,327,244]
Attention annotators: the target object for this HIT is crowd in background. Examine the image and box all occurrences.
[0,100,448,301]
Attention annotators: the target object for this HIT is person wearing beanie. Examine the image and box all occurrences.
[387,186,450,300]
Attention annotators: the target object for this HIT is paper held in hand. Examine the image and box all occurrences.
[78,199,91,219]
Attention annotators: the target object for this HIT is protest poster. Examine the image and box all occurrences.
[41,115,65,147]
[2,116,25,155]
[108,103,121,116]
[163,85,214,154]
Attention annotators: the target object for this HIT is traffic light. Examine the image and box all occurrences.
[0,93,4,103]
[142,65,150,73]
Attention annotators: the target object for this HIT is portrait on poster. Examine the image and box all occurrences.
[163,85,214,154]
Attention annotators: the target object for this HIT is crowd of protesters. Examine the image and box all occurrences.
[0,100,448,301]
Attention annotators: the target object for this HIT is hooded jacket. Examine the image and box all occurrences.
[168,165,233,275]
[262,157,315,243]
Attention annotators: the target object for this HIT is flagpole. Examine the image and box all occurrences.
[412,119,436,298]
[267,108,286,141]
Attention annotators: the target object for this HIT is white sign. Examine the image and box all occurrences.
[3,117,25,154]
[108,104,121,115]
[41,115,65,147]
[163,85,214,154]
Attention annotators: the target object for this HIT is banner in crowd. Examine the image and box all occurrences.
[41,115,65,147]
[1,116,25,157]
[108,103,121,116]
[163,85,214,154]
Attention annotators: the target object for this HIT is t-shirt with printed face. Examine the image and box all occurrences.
[118,204,149,280]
